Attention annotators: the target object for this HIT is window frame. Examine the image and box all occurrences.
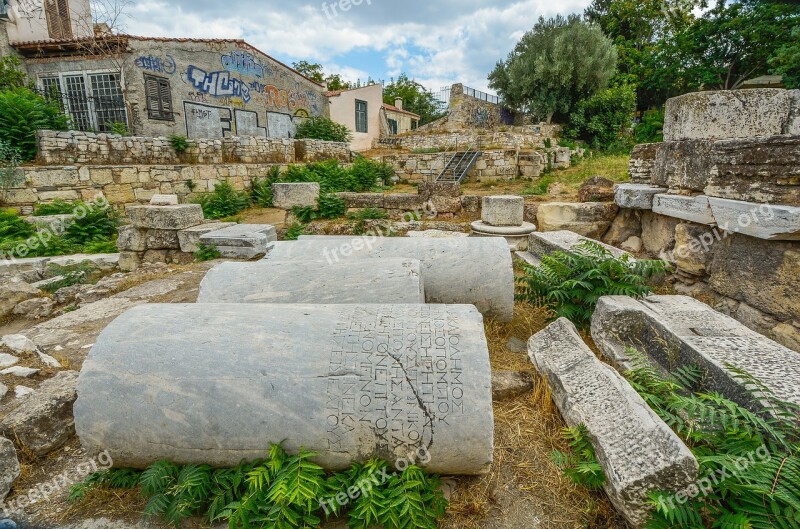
[355,99,368,133]
[143,74,174,121]
[38,69,127,132]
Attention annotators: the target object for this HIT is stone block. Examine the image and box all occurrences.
[338,192,386,209]
[126,204,204,230]
[708,197,800,240]
[200,224,277,258]
[0,278,40,319]
[75,304,494,474]
[417,181,462,199]
[603,209,642,245]
[651,140,714,192]
[482,196,524,227]
[177,222,237,253]
[150,194,179,206]
[591,295,800,413]
[641,211,680,257]
[117,226,147,252]
[491,370,533,401]
[664,89,795,141]
[652,195,715,225]
[280,237,515,321]
[118,251,141,272]
[198,258,425,304]
[578,177,615,203]
[145,229,181,250]
[0,371,79,456]
[536,202,619,239]
[527,230,629,261]
[615,184,669,210]
[430,196,462,214]
[529,318,698,527]
[673,223,718,276]
[383,194,426,211]
[461,195,482,215]
[271,183,320,210]
[0,438,19,503]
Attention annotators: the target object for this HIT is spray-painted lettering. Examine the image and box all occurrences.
[187,66,251,104]
[221,51,264,78]
[135,55,177,75]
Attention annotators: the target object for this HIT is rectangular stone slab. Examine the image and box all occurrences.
[652,194,715,225]
[615,184,668,210]
[527,230,629,260]
[75,304,494,474]
[271,237,515,321]
[591,295,800,413]
[200,224,278,258]
[126,204,204,230]
[528,318,698,527]
[197,258,425,304]
[708,197,800,240]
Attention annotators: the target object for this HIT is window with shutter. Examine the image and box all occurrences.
[45,0,72,39]
[144,75,174,120]
[355,100,368,133]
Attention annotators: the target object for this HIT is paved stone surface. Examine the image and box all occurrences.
[652,194,715,225]
[0,371,79,456]
[529,318,698,527]
[664,89,798,141]
[177,222,237,253]
[708,197,800,240]
[280,237,515,321]
[271,182,320,209]
[536,202,618,239]
[76,304,494,474]
[126,204,204,230]
[491,371,533,401]
[591,295,800,413]
[200,224,277,258]
[482,196,525,227]
[615,184,668,210]
[198,258,425,304]
[0,437,19,503]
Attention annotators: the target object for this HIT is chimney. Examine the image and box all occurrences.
[395,97,403,110]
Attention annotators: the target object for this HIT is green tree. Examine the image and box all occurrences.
[324,73,353,91]
[488,15,617,122]
[382,74,443,125]
[770,25,800,88]
[564,85,637,150]
[292,61,325,83]
[0,55,27,90]
[0,87,70,160]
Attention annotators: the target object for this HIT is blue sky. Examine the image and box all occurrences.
[121,0,592,92]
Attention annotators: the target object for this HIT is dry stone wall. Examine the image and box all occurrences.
[376,150,548,184]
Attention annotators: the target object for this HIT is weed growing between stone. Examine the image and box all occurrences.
[550,425,606,491]
[516,241,669,329]
[68,444,448,529]
[194,243,221,262]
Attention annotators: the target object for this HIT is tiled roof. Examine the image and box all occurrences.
[382,103,420,119]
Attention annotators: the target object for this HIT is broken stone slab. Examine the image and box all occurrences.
[117,226,147,252]
[149,194,179,206]
[652,194,715,225]
[0,371,79,456]
[529,318,698,527]
[198,258,425,304]
[536,202,619,239]
[199,224,277,259]
[143,229,180,250]
[75,304,494,474]
[12,297,55,319]
[708,197,800,241]
[591,295,800,413]
[0,366,39,378]
[0,437,19,503]
[615,184,668,210]
[271,182,320,210]
[177,222,237,253]
[664,89,798,141]
[47,253,119,271]
[527,231,630,261]
[1,331,41,356]
[482,196,525,227]
[126,204,204,230]
[276,237,514,321]
[491,371,533,401]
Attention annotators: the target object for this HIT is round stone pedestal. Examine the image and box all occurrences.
[470,221,537,251]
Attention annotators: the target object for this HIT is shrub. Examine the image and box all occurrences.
[192,182,250,219]
[0,140,23,199]
[63,202,121,245]
[0,55,27,90]
[521,176,553,196]
[292,193,346,223]
[0,208,35,242]
[34,199,76,216]
[295,116,352,143]
[107,121,129,136]
[351,157,395,190]
[195,243,221,262]
[564,85,637,151]
[516,241,669,329]
[634,110,665,144]
[348,208,388,235]
[168,134,189,153]
[250,166,282,207]
[0,87,70,160]
[69,444,448,529]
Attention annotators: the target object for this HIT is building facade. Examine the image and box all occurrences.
[383,98,419,135]
[2,0,328,139]
[326,83,384,151]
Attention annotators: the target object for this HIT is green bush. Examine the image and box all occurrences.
[69,444,448,529]
[0,139,23,198]
[564,85,637,151]
[634,110,665,145]
[0,87,70,160]
[34,199,76,216]
[193,182,250,219]
[0,208,35,241]
[168,135,189,153]
[516,241,669,328]
[551,425,606,491]
[63,202,121,245]
[250,166,282,207]
[351,157,395,190]
[0,56,27,91]
[295,116,352,143]
[292,193,346,223]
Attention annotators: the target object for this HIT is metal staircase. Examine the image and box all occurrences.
[435,143,482,183]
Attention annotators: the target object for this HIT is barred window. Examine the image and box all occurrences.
[355,99,368,133]
[144,75,173,120]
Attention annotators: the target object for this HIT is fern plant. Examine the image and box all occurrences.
[551,425,606,491]
[192,182,250,219]
[516,241,669,329]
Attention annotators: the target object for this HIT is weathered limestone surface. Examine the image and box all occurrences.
[126,204,204,230]
[198,259,425,304]
[615,184,668,210]
[536,202,619,239]
[271,183,320,210]
[591,296,800,413]
[177,222,237,253]
[651,140,714,191]
[527,231,629,260]
[199,224,278,258]
[529,318,698,527]
[709,197,800,240]
[0,371,79,456]
[0,437,19,503]
[276,237,514,321]
[652,194,715,225]
[0,278,40,318]
[664,89,798,141]
[482,196,524,227]
[628,143,661,184]
[75,304,494,474]
[149,194,179,206]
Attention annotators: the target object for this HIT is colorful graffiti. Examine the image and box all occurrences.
[135,55,177,75]
[248,81,320,114]
[187,66,251,104]
[221,50,268,79]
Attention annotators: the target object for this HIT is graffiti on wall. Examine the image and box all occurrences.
[15,0,42,20]
[184,102,233,139]
[248,81,321,115]
[221,50,271,79]
[135,55,177,75]
[187,66,251,104]
[234,109,267,138]
[471,107,490,128]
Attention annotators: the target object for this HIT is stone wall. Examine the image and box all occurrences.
[36,130,351,166]
[374,150,547,184]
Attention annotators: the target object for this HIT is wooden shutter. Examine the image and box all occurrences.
[158,78,172,118]
[57,0,72,38]
[145,76,161,118]
[45,0,72,39]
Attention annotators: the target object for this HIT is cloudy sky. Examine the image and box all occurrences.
[119,0,591,92]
